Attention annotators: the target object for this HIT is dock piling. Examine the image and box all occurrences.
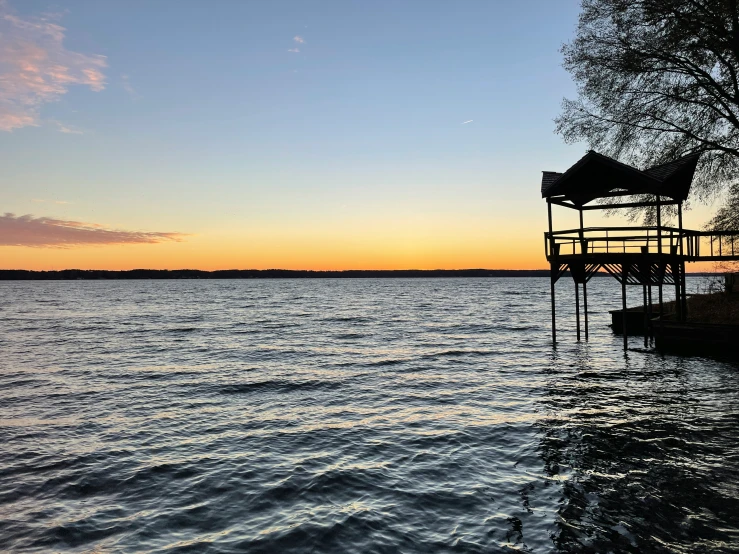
[575,282,581,341]
[643,285,648,347]
[648,284,653,343]
[622,265,628,350]
[583,280,589,340]
[550,269,556,344]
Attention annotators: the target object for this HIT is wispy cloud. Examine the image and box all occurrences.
[287,48,300,53]
[50,119,83,134]
[31,198,72,204]
[121,74,139,99]
[461,120,473,125]
[0,2,107,131]
[0,213,186,247]
[293,35,305,44]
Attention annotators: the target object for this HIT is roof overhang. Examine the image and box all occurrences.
[541,151,700,206]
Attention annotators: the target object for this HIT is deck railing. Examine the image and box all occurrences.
[544,226,739,261]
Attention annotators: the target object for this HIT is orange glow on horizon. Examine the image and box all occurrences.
[0,232,551,272]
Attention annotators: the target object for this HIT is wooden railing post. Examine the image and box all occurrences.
[547,200,555,260]
[656,195,662,254]
[678,202,684,258]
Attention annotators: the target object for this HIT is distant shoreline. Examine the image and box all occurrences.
[0,269,552,280]
[0,269,718,280]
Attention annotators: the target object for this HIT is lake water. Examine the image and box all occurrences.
[1,277,738,553]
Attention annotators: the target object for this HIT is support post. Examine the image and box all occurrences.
[659,280,664,340]
[550,264,557,344]
[674,262,682,321]
[678,202,684,256]
[648,284,653,342]
[548,200,557,345]
[547,200,554,257]
[681,260,688,321]
[575,282,581,341]
[677,202,687,321]
[622,265,628,350]
[656,195,662,254]
[643,284,648,347]
[583,280,589,340]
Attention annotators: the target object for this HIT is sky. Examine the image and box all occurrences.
[0,0,721,270]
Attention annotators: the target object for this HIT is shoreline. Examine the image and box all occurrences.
[0,269,722,280]
[0,269,553,280]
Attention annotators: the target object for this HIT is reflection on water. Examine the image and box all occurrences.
[0,277,738,552]
[540,346,739,553]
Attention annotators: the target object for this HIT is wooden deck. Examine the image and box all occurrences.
[543,226,739,347]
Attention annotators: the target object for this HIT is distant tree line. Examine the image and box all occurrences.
[0,269,558,280]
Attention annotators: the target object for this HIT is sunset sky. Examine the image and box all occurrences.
[0,0,720,270]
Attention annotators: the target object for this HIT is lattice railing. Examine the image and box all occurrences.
[544,226,739,261]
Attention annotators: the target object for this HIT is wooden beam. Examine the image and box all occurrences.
[550,190,658,200]
[550,225,684,236]
[548,198,580,210]
[581,200,679,211]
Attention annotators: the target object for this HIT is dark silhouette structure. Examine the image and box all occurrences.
[542,151,739,349]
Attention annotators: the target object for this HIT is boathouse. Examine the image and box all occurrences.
[542,151,739,348]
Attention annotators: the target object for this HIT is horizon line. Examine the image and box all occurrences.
[0,268,719,275]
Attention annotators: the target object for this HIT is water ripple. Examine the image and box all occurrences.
[1,277,738,552]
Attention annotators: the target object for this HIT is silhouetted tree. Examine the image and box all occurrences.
[556,0,739,226]
[708,182,739,230]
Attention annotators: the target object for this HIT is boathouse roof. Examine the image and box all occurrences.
[541,151,700,206]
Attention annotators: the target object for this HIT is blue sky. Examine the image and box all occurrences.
[6,0,694,269]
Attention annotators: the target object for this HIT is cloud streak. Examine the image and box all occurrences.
[461,120,473,124]
[293,35,305,44]
[31,198,72,204]
[0,213,186,247]
[121,74,139,99]
[50,119,83,134]
[0,3,107,131]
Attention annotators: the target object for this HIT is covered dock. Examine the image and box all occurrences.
[542,151,739,348]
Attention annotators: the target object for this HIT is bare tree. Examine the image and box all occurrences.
[556,0,739,226]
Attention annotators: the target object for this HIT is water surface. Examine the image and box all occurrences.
[1,278,738,552]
